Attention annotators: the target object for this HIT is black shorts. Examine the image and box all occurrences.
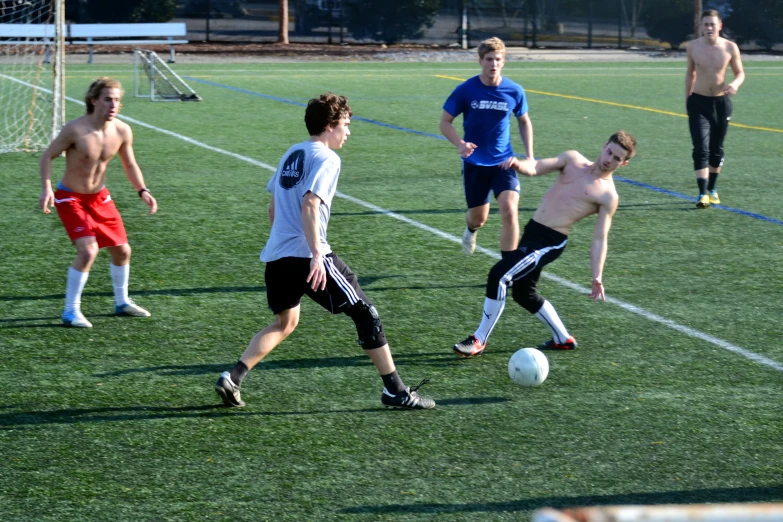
[264,253,372,315]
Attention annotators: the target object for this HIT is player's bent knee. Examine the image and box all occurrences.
[512,286,544,314]
[345,302,388,350]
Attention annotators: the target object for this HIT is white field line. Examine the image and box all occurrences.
[7,71,781,373]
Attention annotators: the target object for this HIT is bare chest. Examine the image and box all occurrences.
[694,45,731,73]
[72,130,121,163]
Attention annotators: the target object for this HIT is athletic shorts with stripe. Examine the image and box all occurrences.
[486,219,568,314]
[265,253,388,348]
[54,187,128,248]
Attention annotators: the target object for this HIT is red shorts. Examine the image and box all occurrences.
[55,187,128,248]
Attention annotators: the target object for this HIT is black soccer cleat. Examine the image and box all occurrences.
[381,379,435,409]
[215,371,245,407]
[538,336,578,351]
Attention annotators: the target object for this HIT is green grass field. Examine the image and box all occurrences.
[1,59,782,520]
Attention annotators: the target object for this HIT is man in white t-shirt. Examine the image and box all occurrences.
[215,93,435,410]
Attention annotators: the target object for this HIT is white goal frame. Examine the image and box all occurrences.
[0,0,65,153]
[133,49,201,102]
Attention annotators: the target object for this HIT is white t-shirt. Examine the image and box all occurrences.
[260,140,340,262]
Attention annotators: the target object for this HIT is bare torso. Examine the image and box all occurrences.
[60,115,129,194]
[689,37,734,97]
[532,153,617,235]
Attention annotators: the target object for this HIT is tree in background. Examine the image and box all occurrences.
[84,0,175,23]
[639,0,692,48]
[344,0,440,43]
[723,0,783,50]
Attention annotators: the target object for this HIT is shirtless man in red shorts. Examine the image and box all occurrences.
[39,77,158,328]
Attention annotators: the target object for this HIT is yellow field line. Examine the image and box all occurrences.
[435,74,783,134]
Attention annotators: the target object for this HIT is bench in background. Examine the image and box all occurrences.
[69,22,188,63]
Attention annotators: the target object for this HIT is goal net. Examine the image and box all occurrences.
[0,0,64,153]
[133,49,201,102]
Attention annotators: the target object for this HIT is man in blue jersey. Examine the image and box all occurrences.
[439,37,533,257]
[214,93,435,410]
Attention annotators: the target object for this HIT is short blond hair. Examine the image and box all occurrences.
[85,77,123,114]
[478,37,506,59]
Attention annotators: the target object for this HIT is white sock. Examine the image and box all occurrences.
[64,267,89,313]
[110,263,130,306]
[474,297,505,344]
[535,300,570,343]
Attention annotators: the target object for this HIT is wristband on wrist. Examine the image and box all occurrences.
[138,188,150,197]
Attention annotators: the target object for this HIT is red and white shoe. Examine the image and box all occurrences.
[538,336,577,351]
[453,334,486,358]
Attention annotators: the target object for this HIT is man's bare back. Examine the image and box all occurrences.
[59,116,130,194]
[532,151,618,235]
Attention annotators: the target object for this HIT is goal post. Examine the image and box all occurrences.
[0,0,65,153]
[133,49,201,102]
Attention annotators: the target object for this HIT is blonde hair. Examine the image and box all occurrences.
[85,77,123,114]
[608,130,637,160]
[477,37,506,59]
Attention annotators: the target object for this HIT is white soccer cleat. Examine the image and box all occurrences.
[462,227,477,255]
[115,300,151,317]
[62,310,93,328]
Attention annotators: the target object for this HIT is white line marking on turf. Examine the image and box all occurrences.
[7,71,780,373]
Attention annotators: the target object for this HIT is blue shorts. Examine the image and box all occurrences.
[462,162,520,209]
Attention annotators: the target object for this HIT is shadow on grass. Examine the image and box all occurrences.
[0,395,509,426]
[0,403,368,426]
[0,277,483,304]
[337,486,783,515]
[94,352,460,378]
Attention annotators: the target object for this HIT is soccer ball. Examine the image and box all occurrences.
[508,348,549,387]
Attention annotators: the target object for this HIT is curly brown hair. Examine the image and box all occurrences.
[305,92,352,136]
[85,77,124,114]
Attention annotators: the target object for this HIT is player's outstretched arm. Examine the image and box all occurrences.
[39,124,76,213]
[118,123,157,215]
[588,195,619,302]
[513,151,573,177]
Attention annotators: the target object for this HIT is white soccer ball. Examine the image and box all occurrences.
[508,347,549,387]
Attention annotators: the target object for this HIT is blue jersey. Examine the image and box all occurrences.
[443,75,528,166]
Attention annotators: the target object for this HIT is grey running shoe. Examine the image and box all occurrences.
[462,227,477,255]
[62,310,92,328]
[381,379,435,409]
[215,371,245,407]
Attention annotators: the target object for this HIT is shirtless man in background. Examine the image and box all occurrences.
[685,9,744,208]
[39,77,157,328]
[452,131,636,357]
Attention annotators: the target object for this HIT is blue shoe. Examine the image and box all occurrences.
[115,300,151,317]
[62,310,92,328]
